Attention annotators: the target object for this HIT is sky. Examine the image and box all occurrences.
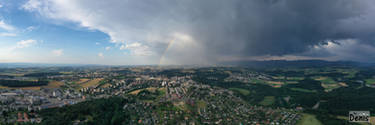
[1,0,375,65]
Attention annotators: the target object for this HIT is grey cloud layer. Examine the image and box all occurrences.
[24,0,375,63]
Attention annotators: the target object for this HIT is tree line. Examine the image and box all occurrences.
[0,80,48,87]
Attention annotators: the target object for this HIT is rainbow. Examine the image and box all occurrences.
[159,38,177,65]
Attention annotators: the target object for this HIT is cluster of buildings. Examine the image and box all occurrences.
[100,73,302,124]
[0,88,84,123]
[1,67,303,124]
[225,72,271,83]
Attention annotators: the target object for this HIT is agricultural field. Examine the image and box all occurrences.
[313,76,336,84]
[229,87,250,95]
[321,83,340,92]
[129,87,159,95]
[77,78,90,84]
[297,114,322,125]
[285,81,299,84]
[79,78,103,88]
[100,83,111,88]
[2,86,42,90]
[267,81,284,88]
[60,72,73,75]
[44,81,65,89]
[343,70,358,78]
[0,83,62,90]
[259,96,275,106]
[290,88,316,93]
[0,85,9,89]
[365,79,375,85]
[286,77,304,81]
[272,76,284,80]
[338,82,348,87]
[250,78,265,84]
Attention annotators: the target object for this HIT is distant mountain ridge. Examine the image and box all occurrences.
[221,60,374,68]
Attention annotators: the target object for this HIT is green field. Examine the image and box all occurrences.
[272,76,285,80]
[313,76,336,84]
[321,77,336,84]
[321,83,340,92]
[259,96,275,106]
[297,113,323,125]
[229,88,250,95]
[250,79,266,84]
[344,71,357,78]
[290,88,317,93]
[286,77,304,81]
[285,81,299,84]
[365,79,375,84]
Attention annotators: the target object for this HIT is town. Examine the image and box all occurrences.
[0,66,304,124]
[3,64,375,124]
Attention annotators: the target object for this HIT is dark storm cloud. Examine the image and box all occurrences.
[24,0,375,63]
[182,0,374,57]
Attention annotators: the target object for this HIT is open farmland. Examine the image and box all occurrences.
[259,96,275,106]
[129,87,158,95]
[44,81,65,89]
[0,85,9,89]
[77,78,90,84]
[100,83,111,88]
[79,78,103,88]
[229,87,250,95]
[297,114,322,125]
[2,86,42,90]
